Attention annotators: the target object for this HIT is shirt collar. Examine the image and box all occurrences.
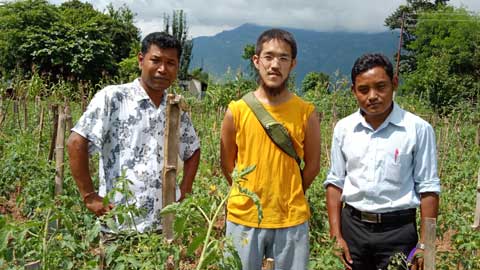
[354,102,405,131]
[133,78,168,106]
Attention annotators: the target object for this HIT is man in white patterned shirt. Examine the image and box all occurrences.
[67,32,200,232]
[324,53,440,270]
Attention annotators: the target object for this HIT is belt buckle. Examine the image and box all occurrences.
[360,212,381,223]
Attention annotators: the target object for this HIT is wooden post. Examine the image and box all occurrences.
[0,94,4,129]
[48,104,59,161]
[475,124,480,147]
[424,218,436,270]
[162,94,181,241]
[164,255,175,270]
[36,105,45,156]
[64,103,73,135]
[472,167,480,230]
[13,98,21,131]
[265,258,274,270]
[54,105,66,196]
[23,97,28,130]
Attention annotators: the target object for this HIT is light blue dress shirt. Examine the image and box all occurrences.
[324,102,440,213]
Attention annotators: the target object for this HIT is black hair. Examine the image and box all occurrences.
[255,28,297,59]
[351,53,394,84]
[141,32,182,60]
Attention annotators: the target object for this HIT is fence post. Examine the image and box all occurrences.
[472,168,480,230]
[424,217,436,270]
[48,104,59,161]
[265,258,275,270]
[36,104,45,156]
[475,124,480,147]
[162,94,181,241]
[55,105,66,196]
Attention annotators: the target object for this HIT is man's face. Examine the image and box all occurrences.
[253,39,296,94]
[138,44,179,92]
[352,66,397,118]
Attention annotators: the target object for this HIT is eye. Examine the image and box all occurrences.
[279,56,290,62]
[262,55,273,61]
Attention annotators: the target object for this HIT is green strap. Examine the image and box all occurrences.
[242,92,302,166]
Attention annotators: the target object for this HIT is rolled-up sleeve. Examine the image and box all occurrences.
[324,124,346,189]
[71,89,110,155]
[413,123,441,194]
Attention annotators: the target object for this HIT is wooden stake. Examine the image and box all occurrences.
[265,258,275,270]
[162,94,181,241]
[23,97,28,130]
[164,255,175,270]
[36,105,45,156]
[48,104,59,161]
[64,103,73,135]
[55,105,66,196]
[475,124,480,147]
[472,167,480,230]
[424,218,437,270]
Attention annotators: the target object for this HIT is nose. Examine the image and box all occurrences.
[368,90,378,101]
[157,62,166,73]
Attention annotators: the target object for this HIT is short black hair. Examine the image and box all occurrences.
[141,32,182,60]
[351,53,394,84]
[255,28,297,59]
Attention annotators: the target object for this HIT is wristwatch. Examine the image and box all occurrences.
[416,243,425,250]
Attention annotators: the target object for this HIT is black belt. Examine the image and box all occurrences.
[345,204,416,224]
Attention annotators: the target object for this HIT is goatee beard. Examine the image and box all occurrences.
[261,77,289,97]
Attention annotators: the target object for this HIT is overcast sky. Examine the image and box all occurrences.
[49,0,480,37]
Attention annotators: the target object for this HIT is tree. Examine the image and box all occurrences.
[0,0,140,84]
[301,71,330,94]
[400,7,480,110]
[385,0,449,73]
[242,43,256,79]
[164,10,192,81]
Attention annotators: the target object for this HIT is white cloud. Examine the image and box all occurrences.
[48,0,480,37]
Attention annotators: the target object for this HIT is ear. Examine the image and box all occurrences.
[252,54,260,70]
[290,58,297,70]
[392,76,399,92]
[137,52,144,69]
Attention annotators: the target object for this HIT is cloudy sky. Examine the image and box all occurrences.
[49,0,480,37]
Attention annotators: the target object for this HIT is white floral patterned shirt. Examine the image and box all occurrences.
[72,78,200,232]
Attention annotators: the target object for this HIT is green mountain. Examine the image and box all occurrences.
[190,23,399,85]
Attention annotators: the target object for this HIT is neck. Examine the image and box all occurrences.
[139,79,164,107]
[255,84,291,106]
[362,103,394,130]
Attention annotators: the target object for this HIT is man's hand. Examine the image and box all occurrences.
[333,237,353,270]
[84,193,114,216]
[409,249,424,270]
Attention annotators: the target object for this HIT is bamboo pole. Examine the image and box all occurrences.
[36,105,45,156]
[0,94,3,128]
[13,98,21,131]
[54,105,66,196]
[23,97,28,130]
[424,218,437,270]
[475,124,480,147]
[265,258,274,270]
[64,103,73,135]
[162,94,181,241]
[472,168,480,230]
[48,104,59,161]
[164,255,175,270]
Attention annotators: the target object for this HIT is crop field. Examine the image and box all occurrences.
[0,76,479,270]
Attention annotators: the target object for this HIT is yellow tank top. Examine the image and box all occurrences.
[227,93,315,228]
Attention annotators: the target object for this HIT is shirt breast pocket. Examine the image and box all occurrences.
[383,153,410,183]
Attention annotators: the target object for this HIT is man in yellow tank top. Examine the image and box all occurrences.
[220,29,321,270]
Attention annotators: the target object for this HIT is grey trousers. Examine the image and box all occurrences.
[226,221,309,270]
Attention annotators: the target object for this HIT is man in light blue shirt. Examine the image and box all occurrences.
[324,53,440,270]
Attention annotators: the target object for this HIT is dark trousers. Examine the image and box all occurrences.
[341,206,418,270]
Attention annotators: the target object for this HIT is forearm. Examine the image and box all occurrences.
[180,149,200,194]
[326,184,344,238]
[419,192,439,243]
[67,133,95,197]
[301,161,320,191]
